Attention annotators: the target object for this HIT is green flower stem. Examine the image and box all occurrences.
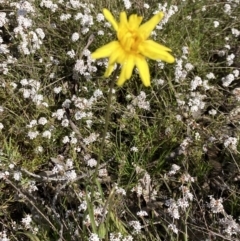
[93,65,120,182]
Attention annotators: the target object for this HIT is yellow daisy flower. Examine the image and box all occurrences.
[91,9,175,87]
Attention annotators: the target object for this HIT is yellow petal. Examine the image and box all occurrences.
[139,40,175,63]
[135,56,150,87]
[117,55,135,86]
[117,65,128,86]
[103,9,118,32]
[109,44,126,65]
[124,55,135,79]
[128,14,143,30]
[119,11,128,26]
[104,64,115,77]
[139,12,164,39]
[91,41,119,59]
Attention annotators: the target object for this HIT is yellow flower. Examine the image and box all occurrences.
[91,9,175,87]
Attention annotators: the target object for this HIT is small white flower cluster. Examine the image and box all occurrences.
[190,76,211,91]
[73,50,97,79]
[0,231,9,241]
[187,91,206,113]
[74,6,94,35]
[115,184,126,196]
[136,210,148,217]
[156,3,178,30]
[40,0,58,12]
[0,12,8,27]
[62,132,77,145]
[84,206,107,227]
[60,13,71,21]
[208,196,224,213]
[222,69,239,87]
[231,28,240,37]
[0,54,17,75]
[174,50,193,83]
[109,233,133,241]
[131,91,150,111]
[223,136,238,151]
[232,87,240,101]
[131,165,157,202]
[83,132,99,145]
[89,233,100,241]
[219,215,240,237]
[21,214,32,229]
[168,224,178,234]
[13,8,45,55]
[129,220,142,234]
[26,116,52,140]
[166,166,194,219]
[168,164,181,176]
[123,0,131,9]
[19,79,47,106]
[27,180,38,193]
[226,53,235,66]
[130,146,138,152]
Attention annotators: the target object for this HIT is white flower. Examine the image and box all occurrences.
[36,146,43,153]
[166,199,180,219]
[213,21,219,28]
[52,108,65,120]
[21,214,32,229]
[143,3,150,9]
[66,170,77,180]
[0,123,3,130]
[35,28,45,39]
[115,186,126,196]
[60,13,71,21]
[53,86,62,94]
[224,4,231,14]
[185,63,194,71]
[67,49,76,58]
[42,130,51,139]
[224,136,238,150]
[227,53,235,66]
[38,117,48,125]
[13,171,22,181]
[206,72,215,79]
[71,32,79,42]
[61,119,69,127]
[137,210,148,217]
[93,89,103,98]
[231,28,240,37]
[209,196,224,213]
[233,69,239,78]
[190,76,202,91]
[129,221,141,234]
[168,164,181,176]
[0,12,8,27]
[96,13,104,22]
[62,136,70,144]
[123,0,131,9]
[97,30,104,36]
[83,132,99,145]
[222,74,235,87]
[168,224,178,234]
[209,109,217,116]
[87,158,97,167]
[28,131,39,139]
[130,146,138,152]
[75,111,86,120]
[89,233,100,241]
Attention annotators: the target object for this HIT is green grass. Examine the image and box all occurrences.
[0,0,240,240]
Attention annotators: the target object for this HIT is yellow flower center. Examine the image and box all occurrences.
[118,28,143,54]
